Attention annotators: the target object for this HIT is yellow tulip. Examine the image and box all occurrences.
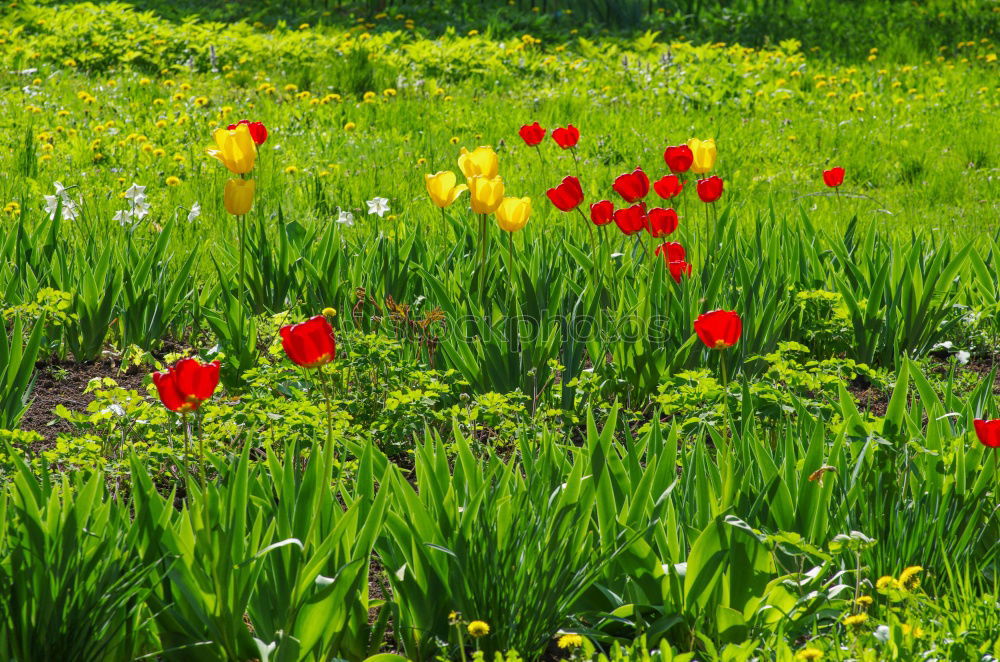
[468,176,504,215]
[495,196,531,232]
[208,123,257,174]
[224,178,255,215]
[424,171,468,208]
[687,138,717,174]
[458,146,499,179]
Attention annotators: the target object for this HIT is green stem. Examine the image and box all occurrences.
[720,350,729,388]
[478,213,487,298]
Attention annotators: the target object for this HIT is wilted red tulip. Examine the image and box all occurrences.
[645,207,678,238]
[653,174,684,199]
[590,200,614,225]
[668,260,692,283]
[613,204,647,235]
[280,315,337,368]
[546,175,584,211]
[973,419,1000,448]
[519,122,546,146]
[152,358,221,413]
[823,167,845,188]
[694,310,742,350]
[612,168,650,203]
[663,145,693,173]
[696,176,724,203]
[655,241,686,263]
[227,119,268,145]
[551,125,580,149]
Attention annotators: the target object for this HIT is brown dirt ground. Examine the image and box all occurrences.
[19,359,146,449]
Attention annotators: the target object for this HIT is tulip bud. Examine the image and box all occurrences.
[224,178,255,215]
[468,175,505,214]
[495,196,531,232]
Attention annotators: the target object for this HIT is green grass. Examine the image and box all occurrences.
[0,1,999,660]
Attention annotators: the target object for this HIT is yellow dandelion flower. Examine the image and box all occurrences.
[855,595,873,608]
[796,649,823,662]
[901,623,925,638]
[344,122,356,132]
[467,621,489,638]
[843,613,868,629]
[284,83,298,92]
[557,634,584,650]
[322,307,337,318]
[363,91,376,101]
[383,88,397,97]
[284,166,299,175]
[898,566,922,591]
[165,176,181,186]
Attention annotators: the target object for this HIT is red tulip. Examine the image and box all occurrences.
[645,207,678,238]
[590,200,614,225]
[823,167,845,188]
[152,358,221,413]
[613,203,647,235]
[551,125,579,149]
[227,119,268,145]
[694,310,742,350]
[696,176,724,203]
[546,175,584,211]
[653,174,684,199]
[280,315,337,368]
[519,122,546,146]
[973,419,1000,448]
[654,241,686,263]
[663,145,693,173]
[612,168,650,203]
[668,260,692,283]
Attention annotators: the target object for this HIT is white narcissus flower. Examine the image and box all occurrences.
[187,201,201,222]
[124,183,147,200]
[366,197,390,217]
[336,207,354,226]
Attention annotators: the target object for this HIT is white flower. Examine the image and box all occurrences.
[336,207,354,226]
[956,350,970,365]
[52,181,69,197]
[131,200,150,220]
[187,201,201,222]
[113,209,133,226]
[124,183,146,201]
[366,197,390,217]
[874,625,890,643]
[44,193,78,221]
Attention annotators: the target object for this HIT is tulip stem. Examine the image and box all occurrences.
[507,232,515,278]
[319,368,341,497]
[720,350,730,389]
[196,409,205,489]
[478,213,488,298]
[181,413,192,498]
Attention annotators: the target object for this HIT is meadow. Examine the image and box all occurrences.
[1,0,999,660]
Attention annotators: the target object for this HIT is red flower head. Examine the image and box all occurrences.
[663,145,693,173]
[152,358,221,413]
[696,176,724,203]
[694,310,742,350]
[280,315,337,368]
[227,119,268,145]
[551,124,580,149]
[590,200,614,226]
[519,122,546,146]
[613,203,647,235]
[612,168,650,203]
[823,167,845,188]
[973,419,1000,448]
[653,174,684,199]
[668,260,692,283]
[654,241,686,263]
[546,175,584,211]
[645,207,678,238]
